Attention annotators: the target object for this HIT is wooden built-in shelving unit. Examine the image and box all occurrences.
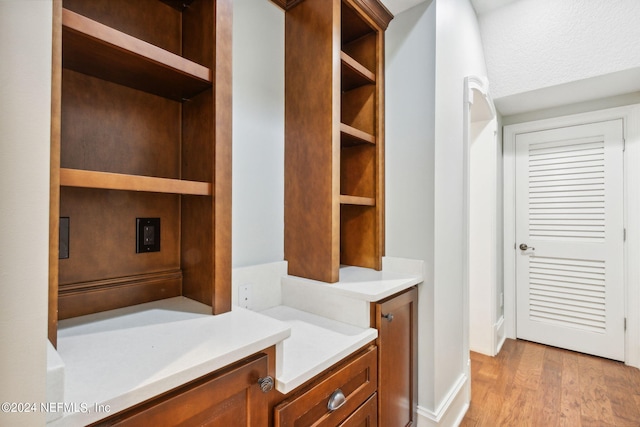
[278,0,392,283]
[49,0,232,345]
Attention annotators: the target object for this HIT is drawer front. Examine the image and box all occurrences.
[338,393,377,427]
[274,346,377,427]
[94,353,270,427]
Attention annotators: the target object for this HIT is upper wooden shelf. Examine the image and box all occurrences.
[341,123,375,146]
[340,195,375,206]
[341,51,375,91]
[62,8,212,101]
[60,168,212,196]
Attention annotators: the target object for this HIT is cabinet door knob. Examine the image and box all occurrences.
[258,376,274,393]
[327,389,346,412]
[382,313,394,322]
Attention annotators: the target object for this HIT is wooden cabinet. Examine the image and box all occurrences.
[274,345,377,427]
[49,0,232,344]
[372,287,418,426]
[91,352,273,427]
[277,0,393,283]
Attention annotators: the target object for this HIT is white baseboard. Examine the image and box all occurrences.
[417,374,469,427]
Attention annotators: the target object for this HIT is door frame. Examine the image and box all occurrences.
[503,104,640,367]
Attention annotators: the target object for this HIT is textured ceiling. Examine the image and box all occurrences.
[382,0,519,15]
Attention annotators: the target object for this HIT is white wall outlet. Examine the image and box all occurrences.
[239,284,252,309]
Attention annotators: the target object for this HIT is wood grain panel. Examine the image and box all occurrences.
[341,145,375,199]
[49,0,63,346]
[341,85,375,136]
[59,187,180,285]
[63,0,182,54]
[342,33,377,77]
[58,270,182,319]
[341,205,377,269]
[373,288,417,427]
[284,0,340,283]
[92,352,270,427]
[61,70,181,178]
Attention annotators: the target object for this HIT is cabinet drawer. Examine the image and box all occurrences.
[274,346,377,427]
[339,393,377,427]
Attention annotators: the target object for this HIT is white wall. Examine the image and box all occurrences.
[232,0,285,268]
[469,117,498,355]
[385,0,437,409]
[0,1,52,425]
[386,0,489,423]
[433,0,487,419]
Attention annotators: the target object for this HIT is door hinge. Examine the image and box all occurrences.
[623,138,626,152]
[624,228,627,242]
[624,317,627,331]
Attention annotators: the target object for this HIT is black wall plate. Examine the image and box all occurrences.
[136,218,160,253]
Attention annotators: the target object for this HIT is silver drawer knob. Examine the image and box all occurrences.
[382,313,394,322]
[327,389,346,412]
[258,376,274,393]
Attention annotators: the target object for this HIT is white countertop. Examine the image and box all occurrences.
[260,305,377,394]
[50,297,290,427]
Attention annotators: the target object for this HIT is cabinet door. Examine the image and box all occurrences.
[95,353,270,427]
[374,287,418,427]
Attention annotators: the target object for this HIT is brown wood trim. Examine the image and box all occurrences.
[340,195,375,206]
[212,0,233,314]
[58,270,183,319]
[340,123,375,145]
[349,0,393,30]
[49,0,63,347]
[269,0,306,11]
[341,51,375,83]
[62,8,212,101]
[60,168,212,196]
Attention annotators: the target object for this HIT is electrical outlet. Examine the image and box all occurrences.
[136,218,160,253]
[239,284,252,309]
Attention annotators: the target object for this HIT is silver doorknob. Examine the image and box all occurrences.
[258,376,274,393]
[382,313,394,322]
[519,243,535,251]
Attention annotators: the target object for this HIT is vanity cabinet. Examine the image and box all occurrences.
[274,345,377,427]
[372,287,418,426]
[49,0,232,345]
[91,352,274,427]
[275,0,393,283]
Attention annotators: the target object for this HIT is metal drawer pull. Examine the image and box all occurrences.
[327,389,346,412]
[258,376,274,393]
[382,313,394,322]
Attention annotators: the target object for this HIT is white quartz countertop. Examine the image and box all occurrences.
[51,297,290,427]
[282,264,423,302]
[260,305,377,394]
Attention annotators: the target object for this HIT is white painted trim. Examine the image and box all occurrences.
[503,104,640,368]
[416,374,469,427]
[494,315,506,355]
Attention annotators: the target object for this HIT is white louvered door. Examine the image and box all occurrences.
[515,119,624,360]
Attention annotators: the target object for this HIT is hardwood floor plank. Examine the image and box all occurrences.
[578,352,616,424]
[560,350,582,427]
[464,339,640,427]
[601,358,640,426]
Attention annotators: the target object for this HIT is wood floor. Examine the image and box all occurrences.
[461,339,640,427]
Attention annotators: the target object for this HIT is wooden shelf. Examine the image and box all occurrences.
[341,123,375,146]
[340,195,376,206]
[341,51,375,91]
[60,168,212,196]
[62,8,212,101]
